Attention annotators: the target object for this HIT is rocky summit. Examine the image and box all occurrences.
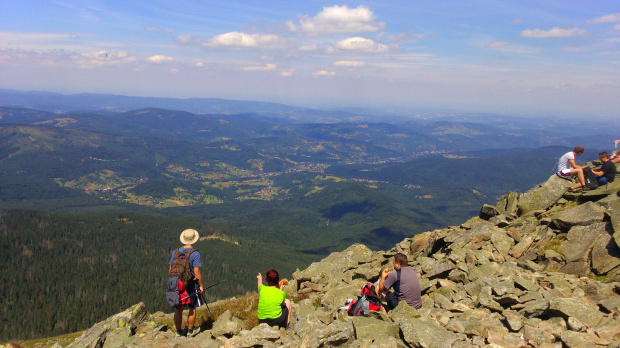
[64,174,620,348]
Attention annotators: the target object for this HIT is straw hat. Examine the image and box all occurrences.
[180,228,199,245]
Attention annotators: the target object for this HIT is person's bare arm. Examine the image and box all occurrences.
[568,159,584,169]
[378,268,390,293]
[194,267,204,294]
[257,273,263,289]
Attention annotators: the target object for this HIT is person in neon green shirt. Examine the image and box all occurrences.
[256,269,291,328]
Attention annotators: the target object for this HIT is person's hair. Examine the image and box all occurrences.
[573,146,584,154]
[265,269,279,286]
[599,152,609,159]
[394,253,408,267]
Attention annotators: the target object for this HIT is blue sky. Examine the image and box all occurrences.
[1,1,619,117]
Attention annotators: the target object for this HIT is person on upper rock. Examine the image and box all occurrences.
[256,269,291,328]
[592,152,617,185]
[378,253,422,310]
[557,146,586,191]
[611,146,620,164]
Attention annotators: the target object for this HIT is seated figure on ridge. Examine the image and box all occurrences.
[557,146,586,191]
[377,253,422,310]
[592,152,617,185]
[256,269,291,328]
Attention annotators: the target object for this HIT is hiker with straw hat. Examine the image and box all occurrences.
[169,228,204,337]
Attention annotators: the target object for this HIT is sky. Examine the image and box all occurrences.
[1,1,619,118]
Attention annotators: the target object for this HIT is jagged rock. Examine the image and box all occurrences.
[480,204,499,219]
[296,244,373,282]
[351,316,399,339]
[486,330,529,347]
[366,334,401,348]
[607,199,620,249]
[322,283,363,307]
[598,296,620,313]
[520,299,549,317]
[551,202,607,230]
[560,330,608,347]
[225,323,280,348]
[396,316,461,348]
[548,298,605,328]
[560,222,607,264]
[503,309,524,331]
[211,310,245,338]
[307,320,354,347]
[517,175,568,215]
[591,228,620,275]
[67,302,153,348]
[489,214,510,228]
[496,191,519,217]
[389,301,421,321]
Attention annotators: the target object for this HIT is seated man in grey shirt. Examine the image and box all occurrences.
[378,253,422,309]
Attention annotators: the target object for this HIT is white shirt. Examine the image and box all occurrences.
[557,151,575,174]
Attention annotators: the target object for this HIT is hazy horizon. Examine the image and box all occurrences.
[1,1,619,118]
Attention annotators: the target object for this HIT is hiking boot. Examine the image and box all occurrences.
[187,327,201,337]
[175,329,184,338]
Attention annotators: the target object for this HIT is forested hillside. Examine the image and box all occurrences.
[0,210,315,340]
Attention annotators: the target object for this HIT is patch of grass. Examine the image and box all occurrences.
[155,292,261,331]
[17,330,84,348]
[544,239,562,254]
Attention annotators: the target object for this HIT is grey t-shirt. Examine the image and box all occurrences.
[383,267,422,308]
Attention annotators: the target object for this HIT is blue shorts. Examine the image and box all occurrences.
[597,177,609,185]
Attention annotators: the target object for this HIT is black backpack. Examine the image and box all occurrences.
[583,167,598,190]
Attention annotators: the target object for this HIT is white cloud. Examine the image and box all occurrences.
[204,31,283,50]
[75,50,136,69]
[333,60,367,68]
[520,27,588,38]
[488,41,511,48]
[147,55,173,63]
[176,34,201,45]
[299,44,317,51]
[196,62,204,67]
[329,37,390,53]
[586,13,620,25]
[383,32,421,43]
[313,70,335,77]
[280,69,294,77]
[241,63,277,71]
[287,5,385,36]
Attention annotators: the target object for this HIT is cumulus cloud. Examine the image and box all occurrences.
[147,55,173,63]
[520,27,588,38]
[203,31,283,50]
[287,5,385,36]
[241,63,277,71]
[280,69,294,77]
[486,42,538,54]
[586,13,620,24]
[328,37,389,53]
[333,60,367,68]
[196,62,204,67]
[313,70,335,77]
